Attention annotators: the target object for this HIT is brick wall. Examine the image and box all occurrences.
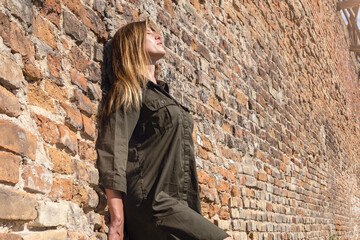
[0,0,359,239]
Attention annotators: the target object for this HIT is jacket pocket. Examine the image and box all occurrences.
[143,98,176,134]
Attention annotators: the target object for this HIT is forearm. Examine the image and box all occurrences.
[105,188,125,239]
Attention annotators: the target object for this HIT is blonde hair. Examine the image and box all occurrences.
[99,19,158,124]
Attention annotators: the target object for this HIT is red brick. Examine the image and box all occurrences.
[0,152,20,184]
[201,136,213,151]
[0,233,22,240]
[0,85,21,117]
[48,53,61,78]
[23,61,43,81]
[61,103,83,130]
[0,53,23,89]
[0,120,37,160]
[230,185,239,197]
[82,114,95,140]
[49,178,73,201]
[78,141,97,163]
[28,83,55,113]
[80,7,107,40]
[45,78,69,102]
[48,147,74,174]
[40,0,61,28]
[22,164,53,194]
[197,146,208,160]
[33,14,57,49]
[0,12,35,60]
[219,192,230,206]
[70,69,87,91]
[218,207,230,220]
[32,113,58,144]
[57,124,78,154]
[73,90,94,116]
[68,46,90,73]
[209,95,224,114]
[257,172,268,182]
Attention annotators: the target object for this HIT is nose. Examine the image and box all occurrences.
[155,33,161,40]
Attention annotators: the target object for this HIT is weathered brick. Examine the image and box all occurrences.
[70,69,87,91]
[40,0,61,28]
[78,141,97,163]
[68,46,90,73]
[75,160,90,182]
[28,83,55,113]
[48,53,61,78]
[45,78,69,102]
[63,11,87,42]
[0,120,37,160]
[81,6,108,40]
[0,152,20,184]
[0,233,22,240]
[23,61,43,81]
[0,13,35,60]
[49,178,73,201]
[61,103,83,130]
[73,90,94,116]
[82,114,95,140]
[86,62,101,83]
[32,113,58,144]
[0,187,37,220]
[35,201,70,227]
[57,124,78,154]
[33,14,57,49]
[48,147,74,174]
[22,164,53,193]
[0,53,23,89]
[21,230,67,240]
[0,85,21,117]
[5,0,33,26]
[67,232,87,240]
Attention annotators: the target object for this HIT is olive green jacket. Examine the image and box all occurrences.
[96,80,229,240]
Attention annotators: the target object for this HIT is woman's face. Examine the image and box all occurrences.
[145,27,166,62]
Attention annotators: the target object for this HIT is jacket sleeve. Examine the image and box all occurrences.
[96,106,140,195]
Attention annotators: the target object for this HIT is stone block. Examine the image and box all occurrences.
[32,113,58,144]
[45,78,68,102]
[48,147,74,174]
[0,85,21,117]
[0,233,22,240]
[0,152,20,184]
[35,201,70,227]
[82,114,95,140]
[63,11,87,42]
[21,230,67,240]
[0,187,37,220]
[0,13,35,60]
[49,177,73,201]
[70,69,87,92]
[0,120,37,160]
[40,0,61,28]
[61,103,83,130]
[57,124,78,154]
[33,14,57,49]
[22,164,53,193]
[47,53,61,78]
[0,53,23,89]
[73,90,94,116]
[28,83,55,113]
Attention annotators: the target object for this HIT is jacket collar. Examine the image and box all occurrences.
[146,79,170,93]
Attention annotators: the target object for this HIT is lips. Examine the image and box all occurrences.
[157,42,163,46]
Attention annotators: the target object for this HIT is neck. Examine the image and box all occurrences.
[146,64,156,84]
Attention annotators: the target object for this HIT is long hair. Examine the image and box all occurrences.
[99,19,153,125]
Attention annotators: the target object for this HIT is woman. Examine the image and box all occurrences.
[96,18,233,240]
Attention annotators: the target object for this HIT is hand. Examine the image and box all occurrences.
[224,237,234,240]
